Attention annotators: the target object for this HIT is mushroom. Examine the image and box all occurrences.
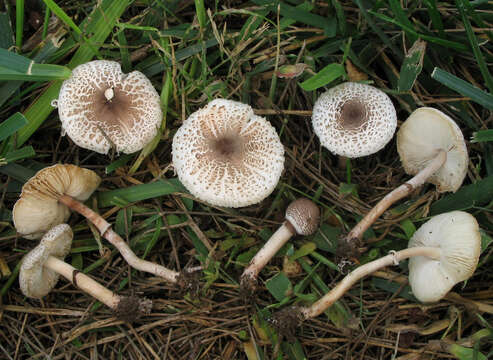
[172,99,285,207]
[272,211,480,331]
[57,60,162,154]
[13,164,182,284]
[240,198,319,293]
[311,82,397,158]
[342,107,468,255]
[20,224,152,321]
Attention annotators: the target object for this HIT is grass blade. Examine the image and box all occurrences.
[430,175,493,214]
[0,112,27,142]
[42,0,82,36]
[299,63,345,91]
[0,12,14,49]
[2,146,36,163]
[98,178,186,208]
[398,39,426,92]
[455,0,493,93]
[15,0,24,49]
[0,63,71,81]
[471,130,493,143]
[431,67,493,110]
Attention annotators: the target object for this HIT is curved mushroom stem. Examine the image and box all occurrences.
[343,149,447,249]
[44,256,152,320]
[300,246,441,319]
[241,222,295,284]
[58,195,180,284]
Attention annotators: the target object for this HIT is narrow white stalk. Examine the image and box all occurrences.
[300,246,442,319]
[44,256,120,309]
[346,150,447,243]
[242,223,294,280]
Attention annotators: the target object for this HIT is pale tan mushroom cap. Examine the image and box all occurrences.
[312,82,397,158]
[58,60,162,154]
[408,211,480,303]
[285,198,320,235]
[172,99,285,207]
[13,164,101,239]
[19,224,73,298]
[397,107,468,193]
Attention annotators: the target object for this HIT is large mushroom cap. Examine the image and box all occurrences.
[58,60,162,154]
[13,164,101,239]
[312,82,397,158]
[19,224,73,298]
[172,99,285,207]
[397,107,468,193]
[408,211,480,303]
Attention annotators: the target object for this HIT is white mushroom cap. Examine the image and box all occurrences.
[58,60,162,154]
[172,99,285,207]
[397,107,468,193]
[408,211,480,303]
[311,82,397,158]
[13,164,101,239]
[285,198,320,235]
[19,224,73,298]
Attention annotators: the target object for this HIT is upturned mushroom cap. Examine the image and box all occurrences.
[13,164,101,239]
[172,99,285,207]
[285,198,320,235]
[19,224,73,298]
[57,60,162,154]
[311,82,397,158]
[397,107,468,193]
[408,211,480,303]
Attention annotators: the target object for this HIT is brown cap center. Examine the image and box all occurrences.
[212,136,240,159]
[338,100,368,130]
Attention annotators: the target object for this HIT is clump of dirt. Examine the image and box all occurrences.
[176,269,201,295]
[114,296,152,322]
[239,275,259,305]
[269,306,304,343]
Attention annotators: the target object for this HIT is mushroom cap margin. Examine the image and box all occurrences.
[19,224,73,298]
[408,211,480,303]
[396,107,468,193]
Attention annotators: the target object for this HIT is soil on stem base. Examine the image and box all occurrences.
[176,270,201,295]
[269,306,304,343]
[114,296,152,322]
[239,275,258,304]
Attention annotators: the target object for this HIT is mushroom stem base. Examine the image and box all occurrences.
[300,246,441,319]
[344,149,447,249]
[58,195,180,283]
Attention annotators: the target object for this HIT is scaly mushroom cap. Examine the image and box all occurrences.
[408,211,480,303]
[312,82,397,158]
[397,107,468,193]
[58,60,162,154]
[13,164,101,239]
[172,99,285,207]
[19,224,73,298]
[285,198,320,235]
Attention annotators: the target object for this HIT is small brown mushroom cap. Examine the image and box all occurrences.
[408,211,480,302]
[397,107,468,193]
[312,82,397,158]
[285,198,320,235]
[19,224,73,298]
[172,99,285,207]
[58,60,162,154]
[13,164,101,239]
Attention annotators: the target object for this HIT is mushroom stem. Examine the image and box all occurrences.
[58,194,180,283]
[241,222,295,281]
[300,246,441,319]
[44,256,120,309]
[345,149,447,245]
[104,87,114,102]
